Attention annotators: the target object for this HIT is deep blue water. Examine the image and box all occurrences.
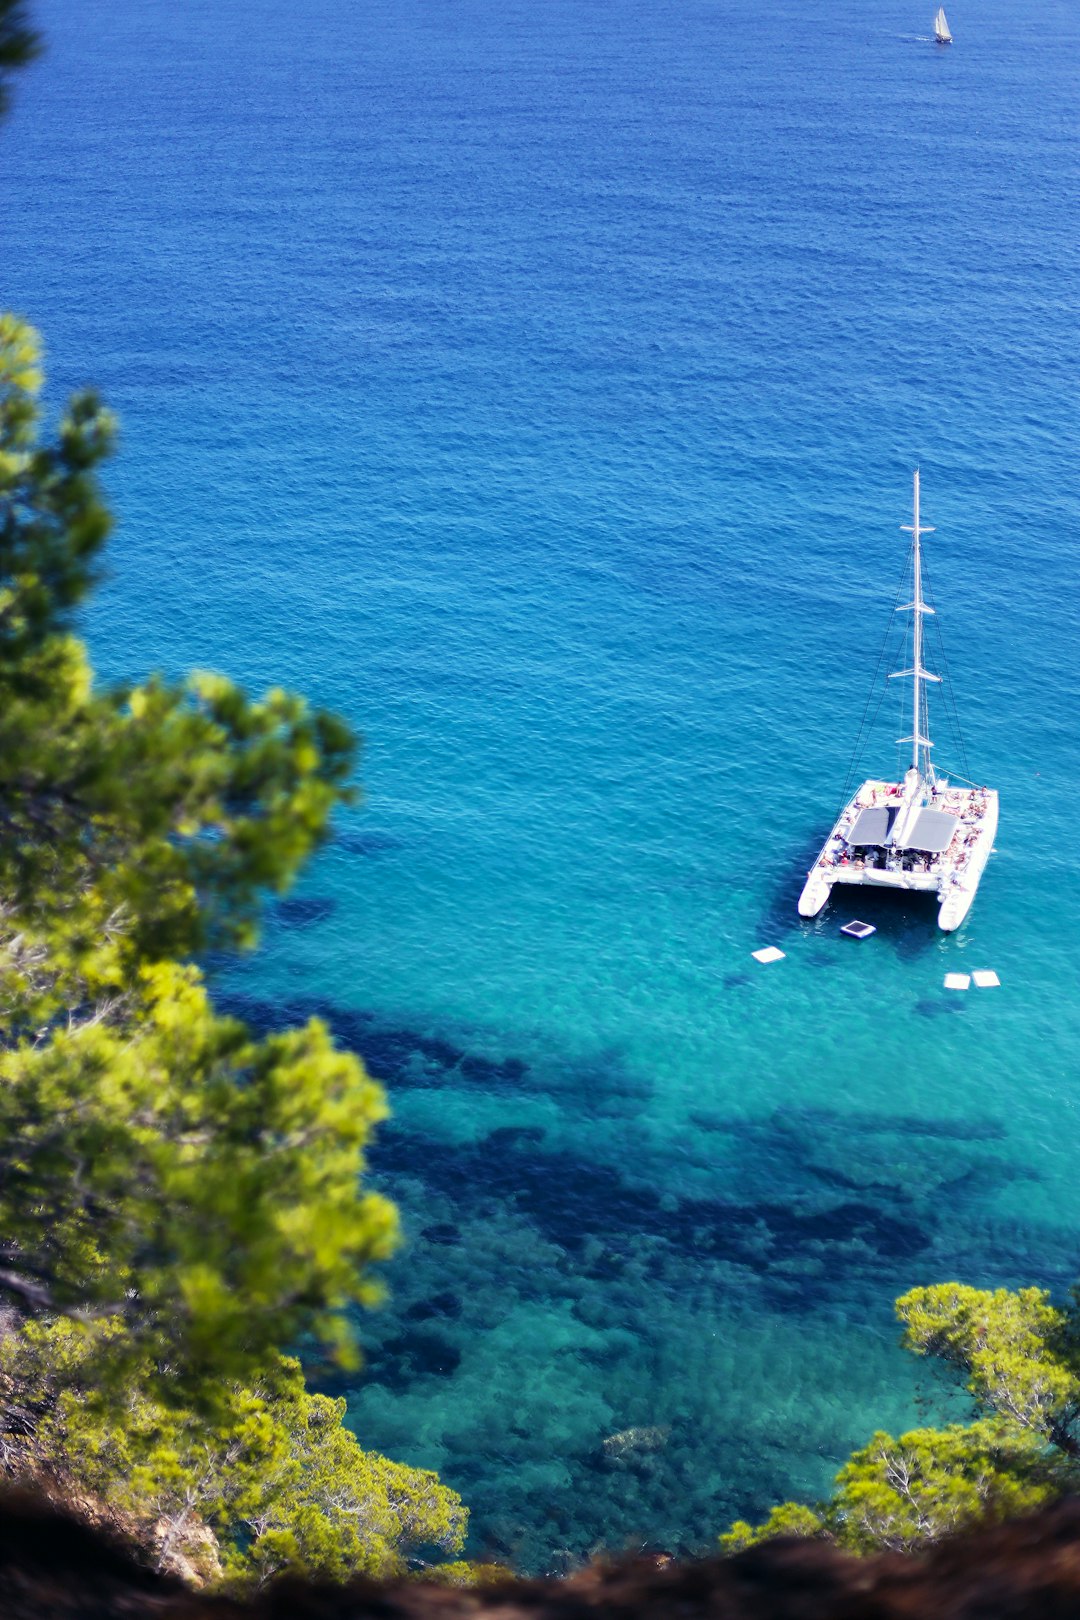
[5,0,1080,1570]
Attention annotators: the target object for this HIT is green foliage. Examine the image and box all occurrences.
[231,1368,467,1586]
[412,1561,514,1587]
[0,316,397,1399]
[0,0,40,119]
[897,1284,1080,1449]
[720,1501,824,1553]
[828,1420,1064,1553]
[0,962,397,1394]
[0,314,112,639]
[5,1325,467,1585]
[720,1423,1065,1558]
[721,1282,1080,1557]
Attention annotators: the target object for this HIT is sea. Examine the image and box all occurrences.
[4,0,1080,1572]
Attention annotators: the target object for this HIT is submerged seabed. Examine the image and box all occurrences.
[6,0,1080,1573]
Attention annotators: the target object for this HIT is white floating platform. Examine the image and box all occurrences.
[751,947,786,964]
[943,972,971,990]
[840,920,876,939]
[972,970,1000,988]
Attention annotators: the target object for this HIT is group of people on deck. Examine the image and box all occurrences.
[818,840,935,874]
[816,782,991,877]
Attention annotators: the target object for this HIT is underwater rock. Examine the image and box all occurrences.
[600,1425,672,1460]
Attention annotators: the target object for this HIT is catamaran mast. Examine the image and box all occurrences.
[894,469,940,786]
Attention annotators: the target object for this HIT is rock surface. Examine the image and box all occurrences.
[5,1488,1080,1617]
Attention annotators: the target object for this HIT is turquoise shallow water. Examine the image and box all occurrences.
[5,0,1080,1569]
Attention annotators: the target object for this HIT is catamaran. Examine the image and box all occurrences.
[934,7,952,43]
[798,472,997,932]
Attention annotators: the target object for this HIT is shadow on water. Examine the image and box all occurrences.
[755,857,814,948]
[914,995,966,1019]
[759,854,946,963]
[722,971,754,989]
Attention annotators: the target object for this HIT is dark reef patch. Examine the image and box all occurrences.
[712,1104,1006,1145]
[939,1160,1039,1199]
[807,1164,899,1196]
[329,828,404,857]
[365,1328,462,1390]
[219,992,1027,1314]
[374,1123,931,1310]
[792,1107,1007,1143]
[219,991,1022,1316]
[264,999,1061,1575]
[688,1111,729,1134]
[482,1124,547,1151]
[404,1291,462,1323]
[272,896,337,929]
[420,1222,461,1246]
[220,993,533,1095]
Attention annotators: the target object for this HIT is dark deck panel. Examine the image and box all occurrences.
[847,806,899,846]
[896,807,959,853]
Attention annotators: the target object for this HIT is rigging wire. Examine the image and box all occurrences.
[932,764,984,789]
[838,514,973,801]
[897,624,910,781]
[921,551,970,782]
[840,555,910,803]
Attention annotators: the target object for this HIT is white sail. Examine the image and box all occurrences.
[934,7,952,41]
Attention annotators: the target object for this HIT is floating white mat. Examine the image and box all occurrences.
[972,970,1000,988]
[751,946,786,964]
[943,972,971,990]
[840,920,876,939]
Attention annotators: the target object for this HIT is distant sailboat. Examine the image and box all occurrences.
[934,6,952,43]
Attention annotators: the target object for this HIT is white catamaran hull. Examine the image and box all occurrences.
[937,791,998,930]
[799,779,998,932]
